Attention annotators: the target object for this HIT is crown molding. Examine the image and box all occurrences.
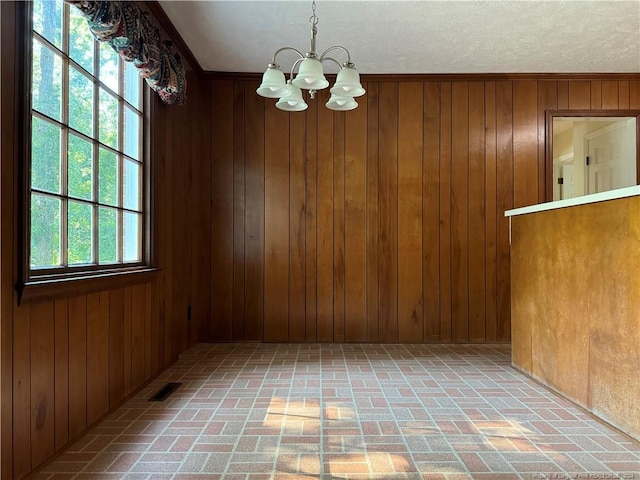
[205,71,640,82]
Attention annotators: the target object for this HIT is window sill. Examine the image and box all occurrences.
[18,267,159,304]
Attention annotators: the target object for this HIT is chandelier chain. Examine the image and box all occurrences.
[309,0,318,26]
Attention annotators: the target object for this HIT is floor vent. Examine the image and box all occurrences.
[148,382,181,401]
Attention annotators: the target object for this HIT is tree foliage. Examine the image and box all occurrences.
[30,0,140,268]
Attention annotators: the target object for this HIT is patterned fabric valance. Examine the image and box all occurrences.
[65,0,187,105]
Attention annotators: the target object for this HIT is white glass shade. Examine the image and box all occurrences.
[292,57,329,90]
[326,94,357,111]
[330,66,365,97]
[276,83,308,111]
[256,66,287,98]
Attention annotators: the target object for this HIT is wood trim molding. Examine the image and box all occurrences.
[545,109,640,201]
[19,267,159,304]
[206,71,640,81]
[0,2,19,477]
[17,0,30,312]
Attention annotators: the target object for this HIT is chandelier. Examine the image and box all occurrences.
[256,0,365,112]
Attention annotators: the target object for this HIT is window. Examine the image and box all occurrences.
[27,0,147,282]
[546,110,640,202]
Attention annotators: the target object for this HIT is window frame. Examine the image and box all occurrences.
[545,109,640,201]
[18,1,156,303]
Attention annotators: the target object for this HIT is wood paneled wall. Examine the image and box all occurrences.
[0,3,211,478]
[510,195,640,441]
[210,76,640,343]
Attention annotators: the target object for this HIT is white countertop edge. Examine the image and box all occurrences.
[504,185,640,217]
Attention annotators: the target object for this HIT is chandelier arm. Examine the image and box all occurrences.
[319,45,351,64]
[289,57,305,80]
[320,56,343,70]
[271,46,305,65]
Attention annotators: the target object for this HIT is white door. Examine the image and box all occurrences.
[586,120,636,194]
[561,163,574,200]
[553,162,575,200]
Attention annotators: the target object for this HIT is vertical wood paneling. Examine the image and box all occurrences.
[569,80,591,109]
[182,99,195,354]
[109,288,125,407]
[159,97,172,357]
[305,101,318,341]
[153,92,168,370]
[317,101,334,341]
[232,81,246,341]
[451,82,469,342]
[333,113,346,342]
[30,302,55,469]
[86,292,109,425]
[468,82,486,342]
[123,287,132,397]
[630,81,640,109]
[378,82,399,342]
[513,80,538,208]
[538,82,557,202]
[366,82,380,342]
[557,81,568,109]
[602,80,619,109]
[423,82,441,341]
[398,82,423,342]
[484,82,498,341]
[131,284,146,390]
[289,110,306,341]
[211,80,234,341]
[13,304,31,479]
[167,96,193,361]
[496,81,514,340]
[68,296,87,439]
[149,281,160,376]
[0,5,17,476]
[181,96,193,353]
[190,77,213,345]
[243,81,265,341]
[439,82,453,343]
[174,79,192,345]
[619,81,630,109]
[345,97,367,342]
[208,75,640,347]
[54,298,69,450]
[591,80,602,110]
[154,92,168,369]
[501,78,530,340]
[264,105,290,342]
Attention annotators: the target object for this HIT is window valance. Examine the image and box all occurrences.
[65,0,187,105]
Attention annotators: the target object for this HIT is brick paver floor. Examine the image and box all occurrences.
[30,343,640,479]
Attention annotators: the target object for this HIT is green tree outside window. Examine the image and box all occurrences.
[30,0,144,271]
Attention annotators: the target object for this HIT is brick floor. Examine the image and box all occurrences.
[29,344,640,480]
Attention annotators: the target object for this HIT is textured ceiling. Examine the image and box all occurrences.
[158,0,640,74]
